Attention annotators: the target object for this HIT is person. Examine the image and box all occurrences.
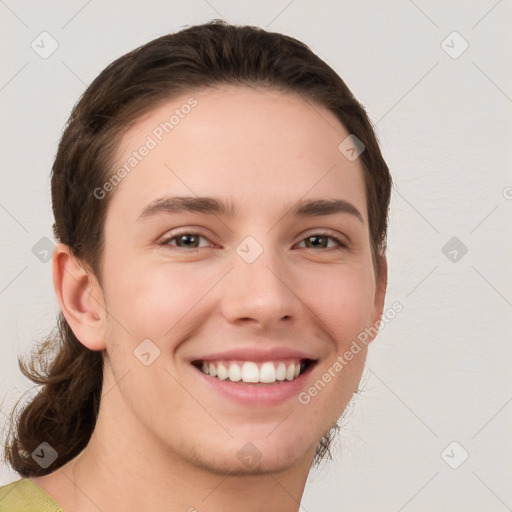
[0,19,391,511]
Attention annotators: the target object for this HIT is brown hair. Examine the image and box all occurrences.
[2,19,391,477]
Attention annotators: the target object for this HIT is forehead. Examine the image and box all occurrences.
[107,85,367,223]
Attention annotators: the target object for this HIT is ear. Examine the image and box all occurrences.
[52,243,106,351]
[368,255,388,344]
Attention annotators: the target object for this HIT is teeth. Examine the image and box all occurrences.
[228,363,242,382]
[241,362,259,383]
[198,360,306,384]
[276,362,286,381]
[260,362,276,383]
[285,363,295,381]
[217,362,229,380]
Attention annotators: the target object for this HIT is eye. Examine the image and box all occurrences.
[159,231,213,250]
[159,230,347,252]
[296,232,347,250]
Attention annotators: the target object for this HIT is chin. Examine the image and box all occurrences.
[186,437,314,477]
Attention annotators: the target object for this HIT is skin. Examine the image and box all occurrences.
[32,85,387,511]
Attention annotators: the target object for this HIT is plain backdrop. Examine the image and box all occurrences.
[1,1,511,510]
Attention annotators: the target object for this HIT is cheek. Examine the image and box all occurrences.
[303,264,376,413]
[303,263,377,344]
[103,257,216,343]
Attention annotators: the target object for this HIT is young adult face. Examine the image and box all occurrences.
[67,85,386,476]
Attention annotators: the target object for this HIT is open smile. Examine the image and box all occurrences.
[191,357,318,406]
[192,359,315,384]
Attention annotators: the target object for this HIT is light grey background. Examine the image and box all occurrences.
[1,1,511,510]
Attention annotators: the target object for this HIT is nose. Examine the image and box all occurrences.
[219,242,304,330]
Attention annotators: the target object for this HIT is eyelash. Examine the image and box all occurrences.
[159,229,347,252]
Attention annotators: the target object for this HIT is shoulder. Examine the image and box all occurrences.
[0,478,63,512]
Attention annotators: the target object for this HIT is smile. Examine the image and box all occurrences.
[193,359,314,384]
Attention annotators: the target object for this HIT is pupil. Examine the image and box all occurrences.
[180,235,197,247]
[308,236,325,248]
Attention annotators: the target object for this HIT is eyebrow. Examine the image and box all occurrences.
[137,196,363,223]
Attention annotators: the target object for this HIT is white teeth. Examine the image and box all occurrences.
[259,362,276,383]
[228,363,242,382]
[217,362,229,380]
[241,362,259,383]
[198,360,305,383]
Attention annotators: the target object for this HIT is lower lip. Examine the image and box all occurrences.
[193,364,315,406]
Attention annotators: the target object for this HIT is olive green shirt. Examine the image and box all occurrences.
[0,478,63,511]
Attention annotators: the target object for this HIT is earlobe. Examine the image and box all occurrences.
[52,243,106,351]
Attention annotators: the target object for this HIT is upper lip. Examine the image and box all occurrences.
[190,347,318,363]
